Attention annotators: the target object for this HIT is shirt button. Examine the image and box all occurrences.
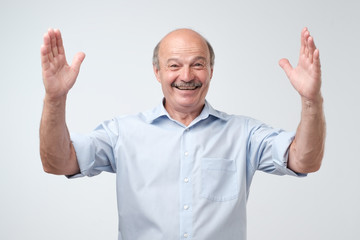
[184,233,189,238]
[184,178,189,183]
[184,205,189,210]
[184,152,189,156]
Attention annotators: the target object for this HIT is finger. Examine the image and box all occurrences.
[43,32,54,62]
[313,49,321,69]
[54,29,65,55]
[48,28,59,57]
[71,52,86,73]
[279,58,293,79]
[40,44,50,70]
[307,36,316,63]
[300,27,308,55]
[304,30,310,58]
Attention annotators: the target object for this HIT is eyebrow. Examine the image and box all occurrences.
[166,56,207,64]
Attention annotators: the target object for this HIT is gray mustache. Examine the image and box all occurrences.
[171,82,202,87]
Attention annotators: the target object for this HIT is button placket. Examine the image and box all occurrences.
[180,128,193,239]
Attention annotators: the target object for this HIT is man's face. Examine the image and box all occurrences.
[154,29,213,115]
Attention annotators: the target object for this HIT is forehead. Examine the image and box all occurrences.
[158,30,210,61]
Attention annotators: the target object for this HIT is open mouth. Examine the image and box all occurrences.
[171,82,202,90]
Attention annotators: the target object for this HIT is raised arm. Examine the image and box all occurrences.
[279,27,326,173]
[39,28,85,175]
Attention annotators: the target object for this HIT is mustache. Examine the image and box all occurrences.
[171,82,203,88]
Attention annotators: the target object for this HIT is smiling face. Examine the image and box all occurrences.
[153,29,213,118]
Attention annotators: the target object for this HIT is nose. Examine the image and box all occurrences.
[179,66,194,82]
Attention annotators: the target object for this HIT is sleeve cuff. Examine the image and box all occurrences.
[272,131,307,177]
[67,132,99,179]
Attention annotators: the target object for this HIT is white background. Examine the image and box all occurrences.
[1,0,359,239]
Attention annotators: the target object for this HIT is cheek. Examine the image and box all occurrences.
[160,71,178,83]
[198,72,211,84]
[160,74,176,94]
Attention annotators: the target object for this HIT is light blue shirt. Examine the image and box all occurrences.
[70,100,304,240]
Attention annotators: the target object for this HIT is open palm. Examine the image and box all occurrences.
[279,28,322,101]
[41,29,85,100]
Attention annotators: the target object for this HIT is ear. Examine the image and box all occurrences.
[210,67,214,80]
[153,64,161,83]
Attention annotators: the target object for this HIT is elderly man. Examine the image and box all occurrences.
[40,28,325,240]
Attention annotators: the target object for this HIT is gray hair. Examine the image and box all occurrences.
[152,35,215,70]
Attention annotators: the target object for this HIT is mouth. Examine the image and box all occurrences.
[171,82,202,90]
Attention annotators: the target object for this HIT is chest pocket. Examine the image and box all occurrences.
[201,158,239,201]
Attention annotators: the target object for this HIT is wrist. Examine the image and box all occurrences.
[301,94,324,115]
[44,93,67,104]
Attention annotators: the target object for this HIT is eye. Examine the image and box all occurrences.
[168,64,180,70]
[193,62,205,69]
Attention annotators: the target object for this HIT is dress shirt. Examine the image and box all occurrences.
[70,100,304,240]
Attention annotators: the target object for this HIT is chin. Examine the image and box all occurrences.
[176,97,203,109]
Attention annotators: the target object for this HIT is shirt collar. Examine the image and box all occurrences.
[143,99,229,124]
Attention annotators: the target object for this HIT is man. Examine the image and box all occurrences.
[40,28,325,240]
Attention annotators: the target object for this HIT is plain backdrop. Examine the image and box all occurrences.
[1,0,359,239]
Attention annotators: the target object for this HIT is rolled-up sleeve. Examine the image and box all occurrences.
[271,131,306,177]
[68,119,118,178]
[248,121,306,177]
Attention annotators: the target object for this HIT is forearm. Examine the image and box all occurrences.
[39,95,79,175]
[288,95,326,173]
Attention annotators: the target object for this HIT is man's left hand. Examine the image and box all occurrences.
[279,27,322,102]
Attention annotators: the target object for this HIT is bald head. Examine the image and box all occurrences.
[152,29,215,70]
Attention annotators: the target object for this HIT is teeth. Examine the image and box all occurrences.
[172,82,202,90]
[177,86,197,90]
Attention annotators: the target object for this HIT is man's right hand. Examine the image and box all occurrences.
[40,29,83,175]
[41,28,85,100]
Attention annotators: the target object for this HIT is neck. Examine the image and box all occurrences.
[164,100,205,126]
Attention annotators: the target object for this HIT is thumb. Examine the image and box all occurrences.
[279,58,293,79]
[71,52,86,73]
